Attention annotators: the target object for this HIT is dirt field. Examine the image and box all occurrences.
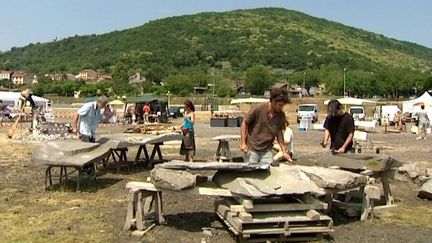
[0,115,432,243]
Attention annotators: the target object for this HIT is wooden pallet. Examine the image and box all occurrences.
[215,198,333,242]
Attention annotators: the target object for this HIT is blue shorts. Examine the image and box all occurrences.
[246,150,273,165]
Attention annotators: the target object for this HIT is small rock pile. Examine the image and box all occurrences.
[398,162,432,199]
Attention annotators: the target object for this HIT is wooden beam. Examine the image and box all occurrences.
[239,212,253,222]
[230,205,246,212]
[123,188,138,231]
[234,197,254,209]
[248,202,327,213]
[306,210,321,220]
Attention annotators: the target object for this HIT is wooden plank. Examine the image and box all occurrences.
[234,197,254,209]
[242,226,333,235]
[306,210,321,220]
[333,199,363,210]
[248,213,332,224]
[215,212,239,236]
[222,209,244,232]
[154,191,166,224]
[126,181,237,197]
[230,205,246,212]
[189,186,234,197]
[239,212,253,223]
[364,185,381,200]
[126,182,159,191]
[123,188,138,231]
[244,234,323,243]
[135,192,144,230]
[248,202,327,213]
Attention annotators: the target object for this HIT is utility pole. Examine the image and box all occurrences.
[343,68,346,97]
[303,72,306,96]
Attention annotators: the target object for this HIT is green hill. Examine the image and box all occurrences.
[1,7,431,74]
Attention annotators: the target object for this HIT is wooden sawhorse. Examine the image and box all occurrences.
[134,143,164,169]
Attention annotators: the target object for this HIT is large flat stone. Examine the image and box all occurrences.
[42,141,99,156]
[128,132,184,145]
[98,133,184,149]
[299,166,368,190]
[213,164,367,198]
[150,168,196,190]
[418,179,432,200]
[156,161,266,171]
[297,153,403,172]
[31,139,118,167]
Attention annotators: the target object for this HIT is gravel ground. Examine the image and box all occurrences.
[0,119,432,243]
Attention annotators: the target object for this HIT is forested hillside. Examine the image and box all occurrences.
[1,8,431,97]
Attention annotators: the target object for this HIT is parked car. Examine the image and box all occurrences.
[169,106,182,118]
[296,104,318,123]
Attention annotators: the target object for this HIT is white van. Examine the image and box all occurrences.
[348,106,365,120]
[296,104,318,123]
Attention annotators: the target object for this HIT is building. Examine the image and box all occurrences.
[229,79,247,94]
[45,73,63,81]
[78,69,98,81]
[11,71,37,85]
[0,70,12,80]
[129,72,146,85]
[97,73,112,81]
[78,69,112,82]
[66,73,77,81]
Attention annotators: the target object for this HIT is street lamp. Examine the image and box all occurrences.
[343,68,347,97]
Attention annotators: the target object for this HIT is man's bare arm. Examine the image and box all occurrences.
[72,112,79,133]
[241,121,249,152]
[322,129,330,147]
[339,132,354,152]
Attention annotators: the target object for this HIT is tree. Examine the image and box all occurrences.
[245,65,273,95]
[145,64,167,84]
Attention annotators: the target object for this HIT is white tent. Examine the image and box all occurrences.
[230,97,269,105]
[324,97,376,106]
[402,91,432,117]
[0,91,49,111]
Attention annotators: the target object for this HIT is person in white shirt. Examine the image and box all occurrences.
[273,120,294,163]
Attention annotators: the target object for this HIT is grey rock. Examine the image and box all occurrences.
[418,179,432,200]
[300,166,368,190]
[213,164,367,198]
[156,161,265,171]
[150,168,196,190]
[399,162,431,179]
[297,153,403,172]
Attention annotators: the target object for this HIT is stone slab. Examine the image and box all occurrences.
[296,153,403,172]
[31,139,118,167]
[128,132,184,145]
[150,168,196,190]
[42,140,99,156]
[98,132,184,149]
[155,161,266,171]
[300,166,368,190]
[418,179,432,200]
[213,164,367,198]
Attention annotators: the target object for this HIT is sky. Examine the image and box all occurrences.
[1,0,431,51]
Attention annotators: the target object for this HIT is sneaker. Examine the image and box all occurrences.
[416,137,422,140]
